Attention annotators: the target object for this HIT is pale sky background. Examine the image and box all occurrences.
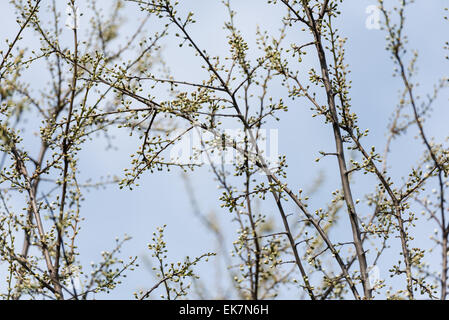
[0,0,448,299]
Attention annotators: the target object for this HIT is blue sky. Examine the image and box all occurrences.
[0,0,448,299]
